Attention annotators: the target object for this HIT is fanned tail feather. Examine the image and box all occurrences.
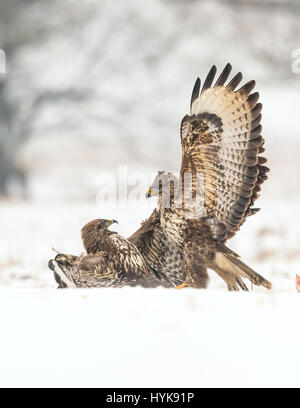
[213,244,272,290]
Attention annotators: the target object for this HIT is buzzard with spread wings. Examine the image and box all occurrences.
[141,63,271,290]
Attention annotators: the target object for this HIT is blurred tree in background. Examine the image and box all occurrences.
[0,0,299,198]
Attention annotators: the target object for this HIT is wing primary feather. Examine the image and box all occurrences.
[258,156,268,165]
[190,77,201,112]
[227,72,243,91]
[214,63,232,87]
[247,92,260,108]
[237,80,256,97]
[251,103,263,120]
[249,114,262,130]
[248,208,260,216]
[259,165,269,175]
[249,124,262,139]
[201,65,217,93]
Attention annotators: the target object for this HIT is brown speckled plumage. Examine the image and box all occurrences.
[129,209,185,287]
[181,63,269,239]
[49,219,160,288]
[143,64,272,291]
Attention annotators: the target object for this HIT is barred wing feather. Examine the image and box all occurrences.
[180,63,269,239]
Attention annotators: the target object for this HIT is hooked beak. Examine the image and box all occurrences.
[145,188,152,199]
[107,219,118,226]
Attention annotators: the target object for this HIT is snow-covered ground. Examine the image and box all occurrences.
[1,0,300,389]
[0,195,300,387]
[0,288,299,388]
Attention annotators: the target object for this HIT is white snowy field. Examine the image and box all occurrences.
[0,196,300,388]
[0,288,300,388]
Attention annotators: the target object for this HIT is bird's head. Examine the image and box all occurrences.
[81,218,118,253]
[146,171,178,206]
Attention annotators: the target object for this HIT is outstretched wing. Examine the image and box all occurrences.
[129,210,185,286]
[49,253,111,288]
[49,254,79,288]
[180,63,269,239]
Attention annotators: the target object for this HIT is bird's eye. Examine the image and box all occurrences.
[98,222,104,229]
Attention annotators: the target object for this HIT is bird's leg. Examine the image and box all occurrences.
[174,274,194,289]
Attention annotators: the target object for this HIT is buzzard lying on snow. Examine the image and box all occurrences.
[49,63,271,291]
[139,63,271,290]
[48,219,160,288]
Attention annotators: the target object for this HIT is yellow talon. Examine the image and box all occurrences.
[175,282,186,290]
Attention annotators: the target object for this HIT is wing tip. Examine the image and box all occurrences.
[214,63,232,87]
[190,76,201,112]
[227,72,243,91]
[201,65,217,93]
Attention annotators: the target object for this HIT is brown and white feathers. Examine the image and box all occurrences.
[181,63,269,240]
[144,64,271,291]
[129,209,185,287]
[49,219,158,288]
